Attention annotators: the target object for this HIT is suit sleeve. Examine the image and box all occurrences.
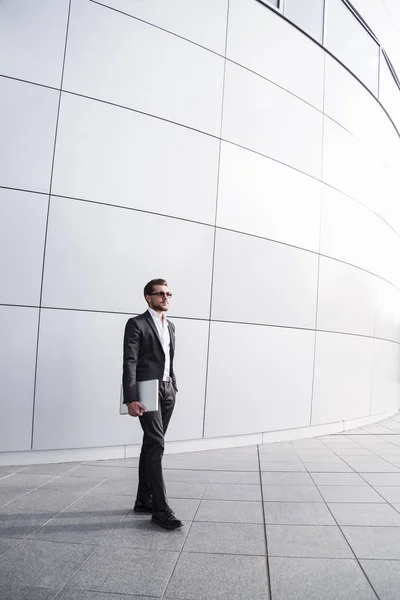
[122,318,141,404]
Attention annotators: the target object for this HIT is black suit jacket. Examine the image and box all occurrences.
[122,310,177,404]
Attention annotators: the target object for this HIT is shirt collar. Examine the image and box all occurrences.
[148,307,168,321]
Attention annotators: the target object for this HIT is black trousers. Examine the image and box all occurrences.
[137,381,175,511]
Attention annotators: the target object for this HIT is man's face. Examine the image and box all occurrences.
[146,284,171,313]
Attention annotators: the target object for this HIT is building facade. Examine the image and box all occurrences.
[1,0,400,464]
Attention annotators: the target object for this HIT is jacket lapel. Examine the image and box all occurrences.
[168,322,175,356]
[145,311,163,351]
[145,310,174,356]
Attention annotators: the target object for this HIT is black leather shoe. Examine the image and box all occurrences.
[133,498,153,513]
[152,507,183,530]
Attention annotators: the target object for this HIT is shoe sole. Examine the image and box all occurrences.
[151,517,184,530]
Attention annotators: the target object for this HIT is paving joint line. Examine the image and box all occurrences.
[257,445,273,600]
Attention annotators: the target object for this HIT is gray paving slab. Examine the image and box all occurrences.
[342,455,390,463]
[269,557,377,600]
[221,445,258,455]
[66,466,123,479]
[166,481,207,499]
[30,493,132,545]
[169,451,219,460]
[183,521,265,555]
[363,473,400,486]
[0,507,58,539]
[342,525,400,559]
[258,451,300,461]
[0,537,21,557]
[0,474,57,489]
[120,458,140,468]
[57,591,156,600]
[43,476,105,493]
[203,483,261,501]
[370,486,400,503]
[0,466,26,474]
[163,458,217,470]
[19,464,78,476]
[360,559,400,600]
[264,502,335,525]
[384,459,400,467]
[0,539,94,588]
[266,524,352,558]
[1,488,88,514]
[83,459,129,467]
[303,462,354,472]
[262,485,323,502]
[346,462,400,472]
[334,449,376,456]
[295,452,340,462]
[213,460,259,472]
[165,552,268,600]
[0,585,57,600]
[261,472,314,485]
[260,462,307,472]
[67,545,178,597]
[195,499,264,523]
[208,470,259,484]
[310,473,366,486]
[163,469,211,483]
[317,485,386,503]
[328,502,400,526]
[216,452,258,471]
[105,513,188,551]
[89,477,138,496]
[0,488,32,507]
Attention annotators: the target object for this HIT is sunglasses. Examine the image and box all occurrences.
[150,291,172,298]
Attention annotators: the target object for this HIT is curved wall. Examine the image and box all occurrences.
[1,0,400,463]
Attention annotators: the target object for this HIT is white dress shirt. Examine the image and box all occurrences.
[148,307,171,381]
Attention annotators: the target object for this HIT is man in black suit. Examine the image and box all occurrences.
[123,278,183,530]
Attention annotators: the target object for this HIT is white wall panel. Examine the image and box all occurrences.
[0,306,38,451]
[325,0,379,93]
[204,322,314,437]
[211,229,318,329]
[324,55,400,178]
[63,0,224,136]
[317,257,376,337]
[0,78,59,192]
[222,61,323,178]
[52,93,219,224]
[216,142,321,252]
[0,0,69,87]
[380,56,400,133]
[323,117,400,233]
[42,197,214,318]
[371,339,400,415]
[312,332,374,425]
[96,0,228,55]
[375,280,400,344]
[165,318,209,442]
[320,185,399,285]
[227,0,324,109]
[323,117,381,215]
[33,309,207,450]
[0,189,47,306]
[33,309,140,450]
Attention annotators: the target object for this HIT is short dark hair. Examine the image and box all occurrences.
[143,278,168,300]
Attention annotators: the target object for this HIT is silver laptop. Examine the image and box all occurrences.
[120,380,159,415]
